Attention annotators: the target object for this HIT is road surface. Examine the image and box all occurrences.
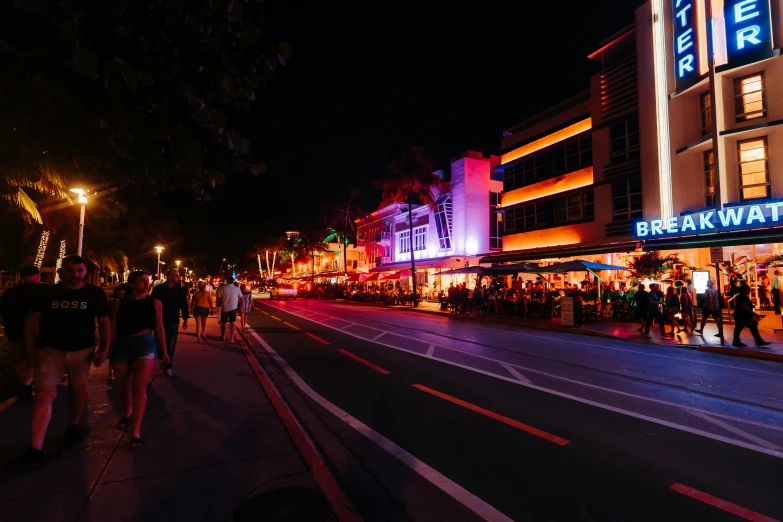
[245,299,783,521]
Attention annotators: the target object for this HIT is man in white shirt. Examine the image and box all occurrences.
[685,278,698,325]
[216,277,243,343]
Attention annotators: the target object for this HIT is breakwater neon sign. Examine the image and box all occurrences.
[724,0,774,67]
[636,200,783,237]
[672,0,706,92]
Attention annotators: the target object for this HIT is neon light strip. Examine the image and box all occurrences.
[500,118,592,166]
[652,0,673,222]
[696,0,709,74]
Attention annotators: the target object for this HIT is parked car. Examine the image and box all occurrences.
[270,283,297,300]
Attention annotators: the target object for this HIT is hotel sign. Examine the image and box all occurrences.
[673,0,705,92]
[635,200,783,237]
[724,0,774,68]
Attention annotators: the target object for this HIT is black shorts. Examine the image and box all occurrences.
[220,309,237,324]
[702,308,721,319]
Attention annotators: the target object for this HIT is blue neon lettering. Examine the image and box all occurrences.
[718,207,744,226]
[746,205,765,224]
[666,216,679,233]
[675,0,687,7]
[676,3,693,26]
[651,219,664,235]
[681,215,696,232]
[766,202,783,221]
[677,28,694,53]
[699,212,715,230]
[737,26,761,48]
[734,0,759,22]
[678,55,695,77]
[636,222,649,237]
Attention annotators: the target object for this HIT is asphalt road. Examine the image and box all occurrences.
[246,299,783,522]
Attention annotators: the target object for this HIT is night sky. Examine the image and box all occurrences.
[162,1,644,271]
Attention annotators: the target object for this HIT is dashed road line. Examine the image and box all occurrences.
[283,322,300,330]
[679,408,781,451]
[338,349,391,375]
[501,363,532,384]
[669,483,778,522]
[305,332,331,345]
[426,344,436,357]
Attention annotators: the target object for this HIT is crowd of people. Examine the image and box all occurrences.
[0,257,256,471]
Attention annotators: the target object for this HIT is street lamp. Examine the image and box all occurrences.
[155,246,164,280]
[70,188,88,256]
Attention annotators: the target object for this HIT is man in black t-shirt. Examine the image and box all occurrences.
[0,265,46,402]
[11,256,111,470]
[151,268,189,377]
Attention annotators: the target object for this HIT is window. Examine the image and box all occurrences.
[609,115,640,161]
[398,230,411,254]
[700,91,712,135]
[704,150,715,206]
[434,193,453,250]
[413,226,427,251]
[505,203,548,232]
[489,192,503,250]
[554,190,594,224]
[611,176,643,222]
[738,137,770,200]
[734,73,766,122]
[552,135,593,174]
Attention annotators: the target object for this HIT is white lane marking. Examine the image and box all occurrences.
[247,329,513,522]
[282,302,781,377]
[265,302,783,459]
[426,344,436,357]
[679,408,782,450]
[501,363,532,385]
[371,332,387,341]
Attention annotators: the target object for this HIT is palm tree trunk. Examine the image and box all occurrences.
[343,212,349,283]
[408,191,418,307]
[292,253,296,278]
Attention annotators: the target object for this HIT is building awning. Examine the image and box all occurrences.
[480,242,638,264]
[369,256,478,273]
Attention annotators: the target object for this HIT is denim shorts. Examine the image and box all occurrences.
[193,306,209,317]
[111,332,157,366]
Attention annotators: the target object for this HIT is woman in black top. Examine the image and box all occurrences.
[110,271,169,448]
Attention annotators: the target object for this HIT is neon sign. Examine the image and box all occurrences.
[636,200,783,237]
[672,0,705,92]
[724,0,773,67]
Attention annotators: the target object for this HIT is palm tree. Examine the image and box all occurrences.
[324,188,365,282]
[374,145,447,306]
[296,230,329,277]
[1,161,71,229]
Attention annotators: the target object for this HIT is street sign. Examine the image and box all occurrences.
[560,297,574,327]
[710,246,724,264]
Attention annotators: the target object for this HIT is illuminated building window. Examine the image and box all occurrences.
[554,190,594,224]
[398,230,411,254]
[699,91,712,136]
[609,115,640,162]
[489,192,503,250]
[552,135,592,175]
[505,203,547,232]
[434,193,453,251]
[611,176,642,222]
[704,150,715,206]
[413,226,427,251]
[738,137,770,200]
[734,73,766,122]
[503,134,591,191]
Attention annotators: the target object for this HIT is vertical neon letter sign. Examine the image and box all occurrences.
[723,0,773,67]
[673,0,706,92]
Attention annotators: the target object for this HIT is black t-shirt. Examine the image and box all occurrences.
[0,282,48,341]
[116,296,156,338]
[33,283,110,352]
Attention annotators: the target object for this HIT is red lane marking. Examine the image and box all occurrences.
[283,321,300,330]
[338,349,391,375]
[412,384,569,446]
[261,310,269,316]
[269,315,282,321]
[670,483,779,522]
[305,332,331,345]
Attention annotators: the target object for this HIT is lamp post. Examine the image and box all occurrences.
[155,246,164,280]
[70,188,88,256]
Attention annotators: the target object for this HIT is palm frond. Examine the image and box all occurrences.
[4,188,44,224]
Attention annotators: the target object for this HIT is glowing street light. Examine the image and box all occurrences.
[70,188,88,256]
[155,246,164,280]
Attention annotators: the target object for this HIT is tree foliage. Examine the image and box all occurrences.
[0,0,287,223]
[627,251,679,280]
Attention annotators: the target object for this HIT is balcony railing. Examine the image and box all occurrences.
[375,256,392,266]
[375,231,392,242]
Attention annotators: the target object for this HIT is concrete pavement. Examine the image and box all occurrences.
[0,316,330,522]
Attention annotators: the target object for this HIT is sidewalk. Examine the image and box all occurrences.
[337,299,783,362]
[0,317,331,522]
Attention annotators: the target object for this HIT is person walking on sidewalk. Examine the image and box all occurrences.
[0,265,47,403]
[685,279,698,325]
[107,284,132,382]
[732,284,771,348]
[12,256,111,470]
[633,283,649,333]
[678,286,694,334]
[216,276,243,343]
[110,271,169,449]
[696,279,724,340]
[190,281,214,342]
[644,284,666,338]
[151,268,189,377]
[239,283,254,331]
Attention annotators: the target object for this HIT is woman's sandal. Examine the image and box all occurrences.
[117,416,131,429]
[130,437,143,449]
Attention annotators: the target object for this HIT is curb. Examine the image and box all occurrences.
[236,327,362,522]
[322,299,783,364]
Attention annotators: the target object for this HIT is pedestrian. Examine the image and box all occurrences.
[216,276,243,343]
[107,284,132,382]
[685,278,698,325]
[695,279,724,340]
[239,283,254,330]
[633,283,649,333]
[473,284,485,316]
[678,286,694,333]
[459,282,470,314]
[487,279,499,316]
[644,284,666,338]
[151,267,189,377]
[732,284,771,347]
[190,281,214,342]
[664,286,682,336]
[12,256,111,469]
[110,271,169,449]
[0,266,47,402]
[447,282,457,313]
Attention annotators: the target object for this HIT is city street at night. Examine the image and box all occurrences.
[244,299,783,521]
